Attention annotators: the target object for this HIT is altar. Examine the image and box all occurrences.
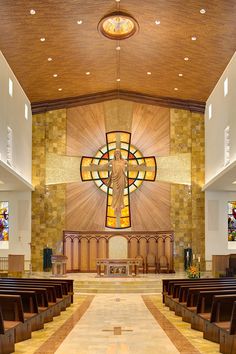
[96,258,141,277]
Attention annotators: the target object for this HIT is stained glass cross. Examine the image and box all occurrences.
[80,131,156,229]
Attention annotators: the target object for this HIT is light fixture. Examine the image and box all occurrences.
[232,181,236,184]
[0,180,4,184]
[184,57,189,61]
[155,20,161,25]
[116,78,121,82]
[174,87,178,91]
[98,11,139,40]
[116,46,121,50]
[191,36,197,41]
[200,9,206,14]
[48,57,52,61]
[40,37,46,42]
[86,72,91,75]
[30,9,36,15]
[53,74,58,77]
[77,20,83,25]
[147,72,152,75]
[178,73,183,77]
[58,88,62,91]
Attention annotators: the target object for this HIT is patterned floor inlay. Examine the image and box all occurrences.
[102,326,133,335]
[14,295,94,354]
[143,295,220,354]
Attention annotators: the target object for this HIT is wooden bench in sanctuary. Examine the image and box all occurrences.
[162,278,236,354]
[220,301,236,354]
[0,277,74,353]
[0,306,15,354]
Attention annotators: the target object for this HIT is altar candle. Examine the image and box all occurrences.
[193,254,195,260]
[198,256,201,263]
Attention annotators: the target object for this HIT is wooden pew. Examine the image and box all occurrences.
[0,306,15,354]
[3,277,74,304]
[0,285,53,323]
[188,290,236,331]
[0,289,43,331]
[0,281,61,316]
[220,301,236,354]
[203,294,236,343]
[0,279,69,311]
[0,294,31,343]
[176,285,236,318]
[165,279,236,310]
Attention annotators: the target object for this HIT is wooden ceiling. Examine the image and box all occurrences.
[0,0,236,105]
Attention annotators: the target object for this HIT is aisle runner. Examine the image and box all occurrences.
[55,294,180,354]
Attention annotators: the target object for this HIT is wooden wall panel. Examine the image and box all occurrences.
[89,239,97,271]
[67,103,106,157]
[132,103,170,156]
[80,239,88,271]
[64,231,174,272]
[129,239,138,258]
[66,100,171,231]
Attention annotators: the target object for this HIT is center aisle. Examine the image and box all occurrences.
[55,294,179,354]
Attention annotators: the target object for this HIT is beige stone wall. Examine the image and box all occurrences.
[170,109,205,271]
[31,104,204,272]
[31,110,66,271]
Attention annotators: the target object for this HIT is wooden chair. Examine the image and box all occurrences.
[157,255,169,273]
[146,253,157,273]
[135,255,145,275]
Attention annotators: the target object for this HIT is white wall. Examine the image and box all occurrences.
[0,191,31,266]
[0,51,32,183]
[205,191,236,269]
[205,52,236,184]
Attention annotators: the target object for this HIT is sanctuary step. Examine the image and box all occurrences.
[73,280,162,294]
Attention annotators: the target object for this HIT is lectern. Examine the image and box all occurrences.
[51,254,68,276]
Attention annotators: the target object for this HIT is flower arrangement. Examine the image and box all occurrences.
[186,265,200,279]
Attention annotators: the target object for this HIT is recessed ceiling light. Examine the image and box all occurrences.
[116,0,121,2]
[184,57,189,61]
[86,72,90,75]
[232,180,236,184]
[174,87,178,91]
[53,74,58,77]
[116,78,121,82]
[178,73,183,77]
[191,36,197,41]
[116,46,121,51]
[40,37,46,42]
[48,57,52,61]
[58,88,62,91]
[30,9,36,15]
[77,20,83,25]
[155,20,161,25]
[200,9,206,14]
[147,72,152,75]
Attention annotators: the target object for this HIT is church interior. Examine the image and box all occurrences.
[1,1,236,353]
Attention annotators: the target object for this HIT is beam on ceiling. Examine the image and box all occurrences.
[31,90,205,114]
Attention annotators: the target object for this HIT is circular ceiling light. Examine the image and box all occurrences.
[98,11,139,40]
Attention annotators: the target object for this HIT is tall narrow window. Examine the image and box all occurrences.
[224,77,228,97]
[208,104,212,119]
[8,78,13,97]
[24,104,28,120]
[224,126,230,166]
[6,126,13,166]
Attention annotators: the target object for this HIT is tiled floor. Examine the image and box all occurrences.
[13,272,220,354]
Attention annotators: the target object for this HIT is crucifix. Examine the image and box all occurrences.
[80,131,157,229]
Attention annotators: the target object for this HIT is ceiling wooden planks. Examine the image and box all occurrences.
[1,0,236,104]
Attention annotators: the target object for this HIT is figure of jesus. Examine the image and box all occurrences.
[107,149,128,216]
